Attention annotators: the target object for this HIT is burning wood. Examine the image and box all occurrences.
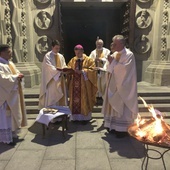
[128,97,170,147]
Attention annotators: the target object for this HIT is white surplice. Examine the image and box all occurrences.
[0,57,27,144]
[102,48,138,132]
[39,51,67,109]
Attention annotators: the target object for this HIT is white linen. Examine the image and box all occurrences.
[36,106,71,126]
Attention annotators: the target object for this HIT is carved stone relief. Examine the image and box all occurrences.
[136,10,152,29]
[137,0,151,3]
[35,11,52,30]
[134,35,151,54]
[3,0,12,46]
[36,0,50,3]
[36,36,51,54]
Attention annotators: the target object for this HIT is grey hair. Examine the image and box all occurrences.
[112,35,125,46]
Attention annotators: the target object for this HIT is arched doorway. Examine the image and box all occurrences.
[60,1,134,63]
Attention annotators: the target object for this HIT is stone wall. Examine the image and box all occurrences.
[0,0,62,88]
[135,0,170,86]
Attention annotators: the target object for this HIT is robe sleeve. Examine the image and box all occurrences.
[0,64,18,106]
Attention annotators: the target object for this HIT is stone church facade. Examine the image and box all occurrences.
[0,0,169,87]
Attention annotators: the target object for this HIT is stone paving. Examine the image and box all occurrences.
[1,115,170,170]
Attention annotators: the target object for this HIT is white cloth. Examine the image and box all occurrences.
[102,48,138,132]
[36,106,71,126]
[39,51,67,109]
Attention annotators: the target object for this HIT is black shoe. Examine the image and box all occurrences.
[116,132,129,138]
[110,129,116,134]
[106,128,116,134]
[81,121,89,125]
[7,141,16,146]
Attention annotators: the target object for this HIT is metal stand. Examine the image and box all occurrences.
[142,144,170,170]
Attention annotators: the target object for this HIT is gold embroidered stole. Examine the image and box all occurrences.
[115,52,121,61]
[55,54,66,105]
[8,62,26,126]
[55,54,61,68]
[96,49,104,67]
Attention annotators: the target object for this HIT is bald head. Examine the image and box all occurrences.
[96,39,104,50]
[112,35,125,46]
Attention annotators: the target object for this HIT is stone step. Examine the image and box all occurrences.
[26,103,170,115]
[138,96,170,104]
[24,93,39,98]
[23,91,170,99]
[25,98,39,106]
[27,112,170,120]
[138,92,170,97]
[25,96,170,106]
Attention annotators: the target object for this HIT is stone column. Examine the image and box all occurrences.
[11,0,41,88]
[144,0,170,86]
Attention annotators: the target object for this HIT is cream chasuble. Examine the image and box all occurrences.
[102,48,138,132]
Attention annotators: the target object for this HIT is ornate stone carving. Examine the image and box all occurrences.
[160,0,169,61]
[134,35,151,54]
[35,11,52,30]
[121,2,130,46]
[136,10,152,29]
[137,0,151,3]
[2,0,12,46]
[36,36,50,54]
[36,0,50,3]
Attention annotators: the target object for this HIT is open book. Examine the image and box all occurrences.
[57,67,74,73]
[83,67,106,72]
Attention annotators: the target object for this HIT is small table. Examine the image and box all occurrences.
[36,106,71,138]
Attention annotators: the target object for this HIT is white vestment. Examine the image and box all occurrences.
[102,48,138,132]
[39,51,67,109]
[89,47,110,98]
[0,57,27,144]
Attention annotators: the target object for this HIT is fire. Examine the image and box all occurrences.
[128,97,170,147]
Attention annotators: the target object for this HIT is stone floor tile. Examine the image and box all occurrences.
[18,134,48,150]
[101,133,141,159]
[76,131,104,149]
[0,161,8,170]
[40,160,75,170]
[110,158,142,170]
[5,150,45,170]
[0,145,16,161]
[76,149,111,170]
[44,138,76,160]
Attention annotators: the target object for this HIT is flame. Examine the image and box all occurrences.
[135,113,145,127]
[134,97,164,142]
